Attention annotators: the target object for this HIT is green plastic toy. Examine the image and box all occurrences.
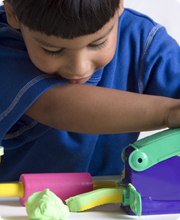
[121,128,180,171]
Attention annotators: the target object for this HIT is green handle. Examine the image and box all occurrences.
[122,128,180,171]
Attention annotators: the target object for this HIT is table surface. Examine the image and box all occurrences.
[0,197,180,220]
[1,175,180,220]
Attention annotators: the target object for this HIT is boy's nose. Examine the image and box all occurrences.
[65,52,92,77]
[71,62,91,77]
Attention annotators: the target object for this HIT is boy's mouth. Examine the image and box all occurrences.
[61,76,90,84]
[65,78,86,84]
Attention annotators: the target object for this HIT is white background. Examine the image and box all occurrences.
[0,0,180,139]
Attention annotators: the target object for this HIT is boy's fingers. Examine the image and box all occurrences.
[166,105,180,128]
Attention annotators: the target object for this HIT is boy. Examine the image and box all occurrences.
[0,0,180,182]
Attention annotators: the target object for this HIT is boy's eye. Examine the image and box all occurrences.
[89,39,108,49]
[42,39,108,56]
[42,48,64,56]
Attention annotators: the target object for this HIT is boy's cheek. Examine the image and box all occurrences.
[100,46,116,66]
[29,55,58,74]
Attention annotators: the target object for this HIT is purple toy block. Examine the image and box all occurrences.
[121,144,180,215]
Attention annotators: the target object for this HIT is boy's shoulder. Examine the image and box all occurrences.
[122,8,158,29]
[119,8,162,46]
[0,5,6,23]
[0,5,25,51]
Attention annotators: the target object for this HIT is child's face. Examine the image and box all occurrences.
[7,3,123,84]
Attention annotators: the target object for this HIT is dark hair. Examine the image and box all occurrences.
[8,0,120,39]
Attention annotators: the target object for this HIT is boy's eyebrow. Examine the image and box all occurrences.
[33,25,114,48]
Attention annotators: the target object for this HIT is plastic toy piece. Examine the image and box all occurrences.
[121,128,180,171]
[0,173,118,206]
[66,183,142,216]
[0,182,24,198]
[0,146,4,163]
[66,187,125,212]
[121,128,180,215]
[0,173,93,206]
[122,184,142,217]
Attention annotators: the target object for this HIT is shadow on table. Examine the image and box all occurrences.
[0,199,21,207]
[76,203,133,219]
[2,217,28,220]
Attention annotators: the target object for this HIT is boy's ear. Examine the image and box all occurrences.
[118,0,124,16]
[4,1,20,29]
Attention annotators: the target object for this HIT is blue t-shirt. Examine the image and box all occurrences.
[0,6,180,182]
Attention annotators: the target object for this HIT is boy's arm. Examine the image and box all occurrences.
[25,84,180,134]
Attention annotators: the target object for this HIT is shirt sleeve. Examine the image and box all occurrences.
[0,41,66,142]
[138,25,180,98]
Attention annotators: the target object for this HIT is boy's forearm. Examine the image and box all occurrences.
[25,84,180,134]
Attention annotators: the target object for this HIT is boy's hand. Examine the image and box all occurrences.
[166,103,180,128]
